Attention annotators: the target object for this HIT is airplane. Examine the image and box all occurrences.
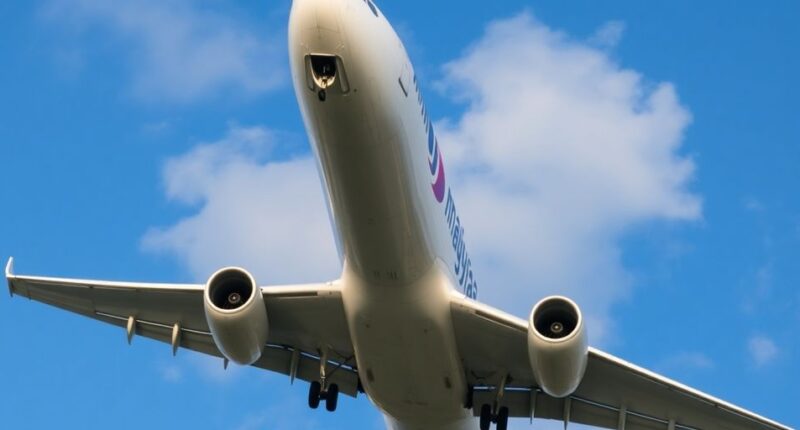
[5,0,793,429]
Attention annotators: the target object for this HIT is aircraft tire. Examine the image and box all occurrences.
[496,406,509,430]
[325,383,339,412]
[479,404,492,430]
[308,381,322,409]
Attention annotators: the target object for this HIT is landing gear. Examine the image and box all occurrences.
[307,347,339,412]
[307,380,340,411]
[478,404,508,430]
[310,55,336,103]
[477,373,510,430]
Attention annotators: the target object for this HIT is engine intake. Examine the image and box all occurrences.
[208,268,255,310]
[527,296,588,398]
[204,267,268,365]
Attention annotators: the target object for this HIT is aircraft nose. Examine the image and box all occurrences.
[289,0,343,37]
[289,0,351,101]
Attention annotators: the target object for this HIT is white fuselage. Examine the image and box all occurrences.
[289,0,477,428]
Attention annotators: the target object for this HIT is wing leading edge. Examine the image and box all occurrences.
[450,293,792,430]
[5,258,360,397]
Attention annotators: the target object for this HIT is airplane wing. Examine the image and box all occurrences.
[5,258,360,397]
[450,292,792,430]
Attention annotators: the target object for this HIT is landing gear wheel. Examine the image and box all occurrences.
[464,385,474,409]
[496,406,509,430]
[479,404,492,430]
[325,383,339,412]
[308,381,321,409]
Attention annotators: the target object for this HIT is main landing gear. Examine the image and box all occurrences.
[307,347,340,412]
[468,375,510,430]
[308,380,339,412]
[479,404,509,430]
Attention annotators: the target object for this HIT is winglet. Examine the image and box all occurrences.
[5,257,15,298]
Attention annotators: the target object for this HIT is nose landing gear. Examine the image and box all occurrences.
[309,55,337,103]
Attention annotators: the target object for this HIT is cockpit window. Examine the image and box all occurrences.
[365,0,379,17]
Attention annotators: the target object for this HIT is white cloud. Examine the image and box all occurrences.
[743,195,766,213]
[43,0,283,102]
[157,362,183,383]
[589,21,626,48]
[142,125,340,284]
[748,335,778,367]
[754,263,773,297]
[656,351,715,372]
[437,13,700,341]
[186,352,244,384]
[141,120,172,135]
[235,414,270,430]
[234,393,322,430]
[742,262,775,315]
[156,349,260,386]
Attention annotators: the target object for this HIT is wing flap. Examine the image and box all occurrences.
[450,296,534,388]
[264,286,354,359]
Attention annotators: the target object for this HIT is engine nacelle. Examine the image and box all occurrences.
[203,267,268,365]
[527,296,588,398]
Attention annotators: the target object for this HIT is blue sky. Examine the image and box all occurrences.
[1,1,798,429]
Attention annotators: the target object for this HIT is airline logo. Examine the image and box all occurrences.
[414,72,477,299]
[444,190,478,299]
[428,121,446,203]
[425,120,478,299]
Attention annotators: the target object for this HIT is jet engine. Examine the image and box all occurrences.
[203,267,268,365]
[527,296,588,398]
